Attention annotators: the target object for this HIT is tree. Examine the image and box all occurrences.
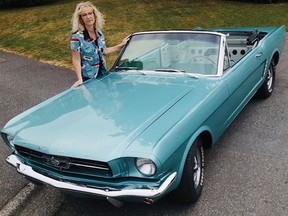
[0,0,60,8]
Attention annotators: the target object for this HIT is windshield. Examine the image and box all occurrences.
[113,32,221,75]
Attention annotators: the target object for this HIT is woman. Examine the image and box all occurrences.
[71,1,130,87]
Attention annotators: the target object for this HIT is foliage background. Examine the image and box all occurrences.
[0,0,59,8]
[0,0,287,69]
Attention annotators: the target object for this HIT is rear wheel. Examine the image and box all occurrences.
[256,61,275,98]
[172,137,204,204]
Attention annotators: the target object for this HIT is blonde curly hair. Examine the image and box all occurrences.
[71,1,105,33]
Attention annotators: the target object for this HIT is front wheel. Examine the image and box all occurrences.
[172,137,204,204]
[256,61,275,98]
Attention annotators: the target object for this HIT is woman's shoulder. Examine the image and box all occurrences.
[96,30,105,39]
[71,30,84,38]
[96,29,104,35]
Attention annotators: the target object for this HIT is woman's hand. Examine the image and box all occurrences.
[72,78,83,87]
[120,34,131,47]
[104,35,131,55]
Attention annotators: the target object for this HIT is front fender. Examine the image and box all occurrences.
[175,126,213,184]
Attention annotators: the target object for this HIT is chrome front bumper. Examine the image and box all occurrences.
[6,154,177,199]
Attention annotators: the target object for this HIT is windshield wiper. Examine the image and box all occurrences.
[114,66,147,75]
[154,69,185,73]
[154,69,197,78]
[115,66,138,71]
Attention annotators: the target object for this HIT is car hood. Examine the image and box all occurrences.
[3,72,202,161]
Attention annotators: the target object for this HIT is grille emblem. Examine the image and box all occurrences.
[41,155,71,170]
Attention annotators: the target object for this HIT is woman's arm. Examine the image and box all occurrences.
[104,35,130,55]
[71,51,83,87]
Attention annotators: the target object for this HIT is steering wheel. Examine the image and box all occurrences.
[189,56,216,66]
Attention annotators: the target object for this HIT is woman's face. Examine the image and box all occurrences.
[80,6,96,27]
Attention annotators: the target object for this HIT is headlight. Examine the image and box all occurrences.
[4,134,15,148]
[135,158,156,176]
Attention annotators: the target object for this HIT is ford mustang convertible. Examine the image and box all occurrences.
[1,26,286,206]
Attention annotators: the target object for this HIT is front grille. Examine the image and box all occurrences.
[14,145,112,178]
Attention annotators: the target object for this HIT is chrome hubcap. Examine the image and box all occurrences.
[193,148,201,188]
[267,68,273,92]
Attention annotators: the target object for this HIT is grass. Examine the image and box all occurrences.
[0,0,287,69]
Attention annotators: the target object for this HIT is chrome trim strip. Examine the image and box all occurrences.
[132,30,226,37]
[6,154,177,198]
[69,162,110,170]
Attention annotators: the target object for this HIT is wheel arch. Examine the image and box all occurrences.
[270,50,279,66]
[184,127,213,161]
[184,127,213,157]
[199,130,213,149]
[175,127,213,182]
[170,127,212,200]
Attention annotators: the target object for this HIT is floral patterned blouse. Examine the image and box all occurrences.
[71,28,107,79]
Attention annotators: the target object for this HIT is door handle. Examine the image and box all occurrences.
[256,52,263,58]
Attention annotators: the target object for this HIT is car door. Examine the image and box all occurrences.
[223,43,267,125]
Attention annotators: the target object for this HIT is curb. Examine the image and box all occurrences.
[0,182,36,216]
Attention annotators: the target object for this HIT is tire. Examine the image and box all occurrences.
[172,137,204,204]
[256,61,275,98]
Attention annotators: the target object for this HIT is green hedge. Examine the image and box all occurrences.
[0,0,60,8]
[254,0,279,2]
[235,0,280,3]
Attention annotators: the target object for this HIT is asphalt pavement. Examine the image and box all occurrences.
[0,51,74,215]
[0,32,288,216]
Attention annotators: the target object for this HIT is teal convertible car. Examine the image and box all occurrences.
[1,26,286,206]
